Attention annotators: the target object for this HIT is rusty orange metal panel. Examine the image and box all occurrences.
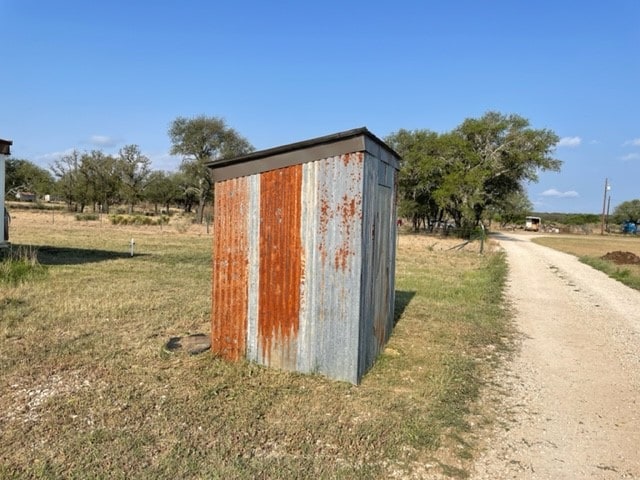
[258,165,303,369]
[212,177,250,361]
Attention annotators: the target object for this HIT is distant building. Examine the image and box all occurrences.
[16,191,36,202]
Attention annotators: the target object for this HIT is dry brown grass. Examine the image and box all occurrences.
[0,211,511,479]
[532,234,640,290]
[532,234,640,257]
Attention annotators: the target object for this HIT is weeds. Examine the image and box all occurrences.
[75,213,99,221]
[0,245,47,285]
[109,214,170,226]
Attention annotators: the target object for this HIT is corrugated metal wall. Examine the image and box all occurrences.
[212,151,396,384]
[297,153,365,382]
[257,166,303,370]
[212,176,250,361]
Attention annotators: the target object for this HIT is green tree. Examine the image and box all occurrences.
[144,170,180,214]
[385,129,445,230]
[51,150,82,210]
[440,112,560,235]
[118,144,151,213]
[51,150,120,212]
[168,115,253,223]
[612,199,640,224]
[5,159,54,199]
[80,150,121,213]
[487,190,533,227]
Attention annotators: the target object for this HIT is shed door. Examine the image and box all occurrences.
[371,184,393,353]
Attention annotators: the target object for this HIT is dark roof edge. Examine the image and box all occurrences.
[0,138,12,155]
[207,127,399,169]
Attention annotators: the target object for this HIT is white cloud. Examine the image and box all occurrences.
[621,153,640,161]
[541,189,579,198]
[89,135,117,147]
[623,138,640,147]
[35,148,77,162]
[558,136,582,147]
[147,152,181,172]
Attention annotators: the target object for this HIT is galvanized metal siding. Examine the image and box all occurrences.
[299,153,364,383]
[246,175,261,363]
[358,153,397,379]
[257,166,303,370]
[358,154,376,378]
[212,177,251,360]
[211,144,397,384]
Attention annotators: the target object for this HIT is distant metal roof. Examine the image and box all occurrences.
[0,139,12,156]
[207,127,400,182]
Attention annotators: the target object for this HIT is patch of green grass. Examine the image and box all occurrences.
[533,236,640,291]
[0,245,48,285]
[109,214,170,226]
[75,213,100,221]
[580,256,640,290]
[0,213,512,478]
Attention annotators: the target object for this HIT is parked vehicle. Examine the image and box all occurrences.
[525,216,541,232]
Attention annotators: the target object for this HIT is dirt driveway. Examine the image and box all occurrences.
[470,232,640,479]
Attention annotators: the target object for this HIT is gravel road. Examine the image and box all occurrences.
[470,232,640,479]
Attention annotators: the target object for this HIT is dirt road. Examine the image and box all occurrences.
[470,233,640,479]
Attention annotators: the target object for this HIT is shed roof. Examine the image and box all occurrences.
[0,139,12,156]
[207,127,400,182]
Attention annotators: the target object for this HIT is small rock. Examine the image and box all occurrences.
[164,334,211,355]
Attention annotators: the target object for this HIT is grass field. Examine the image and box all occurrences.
[532,234,640,290]
[1,210,511,479]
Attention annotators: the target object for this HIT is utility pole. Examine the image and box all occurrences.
[600,178,610,235]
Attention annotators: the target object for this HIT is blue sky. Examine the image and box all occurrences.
[2,0,639,214]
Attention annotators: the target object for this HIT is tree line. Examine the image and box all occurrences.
[385,111,562,234]
[5,116,253,223]
[7,111,638,232]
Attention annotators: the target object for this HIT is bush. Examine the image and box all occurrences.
[5,202,65,212]
[108,214,170,226]
[75,213,99,221]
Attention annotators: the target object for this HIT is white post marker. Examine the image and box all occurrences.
[130,238,135,257]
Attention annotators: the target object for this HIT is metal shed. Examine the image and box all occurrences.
[1,138,12,247]
[207,128,400,384]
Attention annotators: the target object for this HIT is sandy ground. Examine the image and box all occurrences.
[470,232,640,479]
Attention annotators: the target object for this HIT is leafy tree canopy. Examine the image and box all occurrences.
[387,112,561,236]
[118,144,151,213]
[612,199,640,223]
[168,115,253,222]
[5,159,55,198]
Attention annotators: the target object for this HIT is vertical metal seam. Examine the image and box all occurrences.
[246,174,260,362]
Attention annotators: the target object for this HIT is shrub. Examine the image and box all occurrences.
[75,213,99,221]
[108,214,170,226]
[109,215,124,225]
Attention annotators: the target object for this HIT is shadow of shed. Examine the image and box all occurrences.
[207,127,400,384]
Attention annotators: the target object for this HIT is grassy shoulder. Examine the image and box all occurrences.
[0,212,511,479]
[532,235,640,291]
